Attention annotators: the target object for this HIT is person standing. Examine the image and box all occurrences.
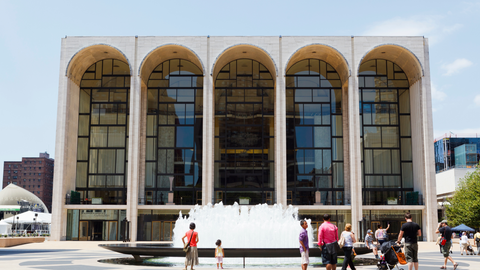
[299,220,309,270]
[182,222,199,270]
[215,239,224,269]
[365,229,379,259]
[318,214,338,270]
[436,220,458,270]
[340,223,356,270]
[396,212,421,270]
[375,223,390,246]
[460,231,469,255]
[474,230,480,255]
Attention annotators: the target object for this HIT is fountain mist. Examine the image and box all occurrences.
[172,202,314,248]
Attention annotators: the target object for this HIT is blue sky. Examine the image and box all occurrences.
[1,0,479,184]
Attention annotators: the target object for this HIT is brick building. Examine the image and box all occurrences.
[3,152,54,212]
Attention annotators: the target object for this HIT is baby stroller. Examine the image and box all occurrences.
[377,241,406,270]
[466,244,475,255]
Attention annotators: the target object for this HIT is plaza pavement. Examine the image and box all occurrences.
[1,240,480,270]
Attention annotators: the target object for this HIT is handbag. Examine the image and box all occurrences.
[183,231,194,253]
[338,233,345,248]
[440,237,447,246]
[392,247,407,265]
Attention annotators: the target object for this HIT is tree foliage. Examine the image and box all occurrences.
[445,164,480,228]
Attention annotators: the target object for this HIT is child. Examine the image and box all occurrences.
[215,239,224,269]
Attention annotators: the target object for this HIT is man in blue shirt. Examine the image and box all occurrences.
[299,220,309,270]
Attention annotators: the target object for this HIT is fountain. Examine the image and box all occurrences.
[100,202,371,266]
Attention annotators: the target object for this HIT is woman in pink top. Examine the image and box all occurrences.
[182,222,199,270]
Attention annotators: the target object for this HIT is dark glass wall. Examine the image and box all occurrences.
[286,59,344,205]
[76,59,130,204]
[145,59,203,205]
[214,59,275,205]
[359,59,413,205]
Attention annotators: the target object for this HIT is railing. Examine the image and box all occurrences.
[436,164,478,173]
[434,133,480,142]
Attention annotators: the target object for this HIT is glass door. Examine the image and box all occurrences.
[79,221,89,241]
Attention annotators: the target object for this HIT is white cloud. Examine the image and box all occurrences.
[474,94,480,106]
[431,83,447,101]
[363,17,436,36]
[442,23,463,33]
[441,58,473,76]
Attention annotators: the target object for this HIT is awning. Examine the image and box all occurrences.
[0,205,20,211]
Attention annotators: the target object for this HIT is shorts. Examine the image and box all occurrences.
[321,246,337,265]
[301,251,309,265]
[404,243,418,263]
[461,243,469,250]
[441,241,452,258]
[216,256,223,263]
[368,243,377,249]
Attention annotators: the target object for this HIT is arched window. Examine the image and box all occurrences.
[214,59,274,205]
[286,59,344,205]
[359,59,413,205]
[76,59,130,204]
[145,59,203,205]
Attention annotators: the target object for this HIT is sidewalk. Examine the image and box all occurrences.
[0,240,479,269]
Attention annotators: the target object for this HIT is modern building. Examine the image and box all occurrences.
[51,36,437,242]
[3,152,54,212]
[434,134,480,218]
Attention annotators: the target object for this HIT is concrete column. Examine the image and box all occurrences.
[203,36,214,205]
[347,62,363,236]
[275,37,287,206]
[126,38,140,241]
[421,38,437,242]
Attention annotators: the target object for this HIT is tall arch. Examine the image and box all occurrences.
[358,44,423,86]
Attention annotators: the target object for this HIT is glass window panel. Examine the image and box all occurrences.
[186,104,194,125]
[296,149,305,174]
[312,89,330,102]
[146,138,156,160]
[372,104,389,125]
[177,89,195,102]
[92,89,109,102]
[384,176,400,188]
[158,103,167,124]
[377,60,387,75]
[333,138,343,161]
[295,89,312,102]
[316,175,331,188]
[401,138,412,161]
[287,60,309,75]
[363,127,381,148]
[91,104,100,124]
[400,115,411,136]
[89,149,98,174]
[103,59,112,75]
[303,104,321,125]
[111,89,127,102]
[363,104,372,125]
[333,163,344,188]
[359,60,376,75]
[399,89,410,113]
[98,149,116,173]
[314,127,331,148]
[332,115,343,136]
[304,149,315,174]
[79,90,91,113]
[364,149,373,174]
[382,127,399,148]
[392,149,400,174]
[89,175,106,188]
[297,77,320,87]
[176,127,193,147]
[90,126,108,147]
[365,176,382,188]
[323,150,332,173]
[158,127,175,147]
[363,89,379,102]
[314,149,323,174]
[319,60,327,78]
[118,104,127,125]
[373,149,391,174]
[99,104,117,125]
[147,89,158,112]
[145,162,156,188]
[310,59,320,75]
[157,149,166,173]
[364,77,375,88]
[402,163,413,188]
[116,150,125,174]
[173,103,185,125]
[169,59,180,75]
[322,104,331,125]
[76,162,87,188]
[108,127,125,147]
[332,89,342,113]
[77,138,89,160]
[295,127,313,148]
[147,115,157,136]
[107,176,124,188]
[381,89,397,102]
[167,150,174,174]
[389,104,398,125]
[297,175,314,187]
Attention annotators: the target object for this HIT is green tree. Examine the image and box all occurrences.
[445,163,480,228]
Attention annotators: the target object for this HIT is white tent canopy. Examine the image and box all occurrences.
[0,220,12,235]
[2,211,51,224]
[0,184,49,213]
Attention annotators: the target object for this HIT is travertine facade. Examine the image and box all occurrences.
[52,36,437,242]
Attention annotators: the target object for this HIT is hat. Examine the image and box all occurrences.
[441,220,448,224]
[367,229,373,234]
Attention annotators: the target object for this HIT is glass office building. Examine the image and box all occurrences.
[52,36,437,242]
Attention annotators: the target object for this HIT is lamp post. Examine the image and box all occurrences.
[16,216,19,234]
[34,213,38,235]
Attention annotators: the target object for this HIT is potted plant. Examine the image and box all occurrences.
[387,197,398,205]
